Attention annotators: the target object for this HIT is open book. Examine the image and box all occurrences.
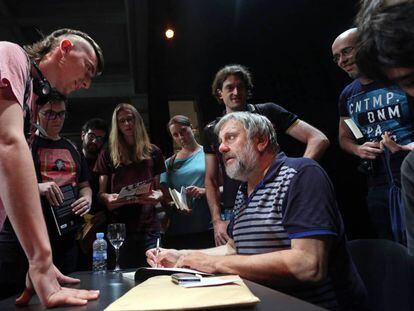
[168,186,190,212]
[117,179,152,200]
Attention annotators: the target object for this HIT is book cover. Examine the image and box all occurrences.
[49,184,82,236]
[117,179,152,200]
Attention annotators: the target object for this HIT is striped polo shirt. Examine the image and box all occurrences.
[230,152,367,311]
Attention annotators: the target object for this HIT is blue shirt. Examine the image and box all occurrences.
[230,152,367,310]
[161,148,211,235]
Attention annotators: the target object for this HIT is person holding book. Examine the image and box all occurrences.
[160,115,214,250]
[94,103,165,268]
[0,92,92,298]
[332,28,414,243]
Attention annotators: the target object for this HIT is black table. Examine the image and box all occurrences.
[0,271,325,310]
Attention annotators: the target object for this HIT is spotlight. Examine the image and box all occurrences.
[165,28,175,39]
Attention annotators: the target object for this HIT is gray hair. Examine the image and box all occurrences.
[214,112,279,153]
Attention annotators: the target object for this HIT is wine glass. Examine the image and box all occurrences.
[107,223,126,272]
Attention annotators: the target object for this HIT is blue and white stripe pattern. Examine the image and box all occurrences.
[232,157,340,310]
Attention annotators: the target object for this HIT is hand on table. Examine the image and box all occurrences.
[15,263,99,308]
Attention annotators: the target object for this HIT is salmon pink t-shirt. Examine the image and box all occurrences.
[0,41,33,230]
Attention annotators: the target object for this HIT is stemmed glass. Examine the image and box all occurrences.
[107,223,126,272]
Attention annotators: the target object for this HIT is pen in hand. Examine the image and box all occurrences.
[155,237,160,268]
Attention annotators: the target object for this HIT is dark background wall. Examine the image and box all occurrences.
[0,0,372,239]
[147,0,371,239]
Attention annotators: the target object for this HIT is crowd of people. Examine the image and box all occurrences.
[0,0,413,310]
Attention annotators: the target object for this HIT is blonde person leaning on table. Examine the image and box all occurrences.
[95,103,165,269]
[160,115,215,249]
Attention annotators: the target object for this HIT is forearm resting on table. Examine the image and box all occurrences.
[212,239,329,286]
[175,241,236,259]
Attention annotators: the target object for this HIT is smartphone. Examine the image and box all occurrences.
[171,273,201,284]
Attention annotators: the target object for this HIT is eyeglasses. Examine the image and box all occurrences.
[332,46,354,64]
[86,132,106,143]
[118,116,135,125]
[39,110,66,120]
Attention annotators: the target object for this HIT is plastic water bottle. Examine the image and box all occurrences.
[92,232,107,272]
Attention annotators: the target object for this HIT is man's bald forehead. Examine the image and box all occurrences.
[333,28,358,47]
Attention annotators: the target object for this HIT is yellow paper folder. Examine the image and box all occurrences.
[105,275,260,310]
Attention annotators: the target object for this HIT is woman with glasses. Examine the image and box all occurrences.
[0,92,92,292]
[94,103,165,268]
[161,115,214,249]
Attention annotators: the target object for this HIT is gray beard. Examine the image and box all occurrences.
[225,142,258,182]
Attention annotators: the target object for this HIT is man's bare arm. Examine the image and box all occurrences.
[286,120,330,161]
[177,237,331,287]
[0,98,52,284]
[205,154,230,246]
[0,91,99,307]
[146,240,236,267]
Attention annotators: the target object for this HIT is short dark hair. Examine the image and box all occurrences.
[355,1,414,81]
[24,28,104,76]
[211,64,253,103]
[82,118,108,138]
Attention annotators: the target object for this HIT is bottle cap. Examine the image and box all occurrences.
[96,232,104,239]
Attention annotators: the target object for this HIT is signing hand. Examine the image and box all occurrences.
[15,263,99,308]
[38,182,64,206]
[213,219,230,246]
[146,247,182,268]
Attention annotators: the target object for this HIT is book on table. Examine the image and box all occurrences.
[123,267,213,282]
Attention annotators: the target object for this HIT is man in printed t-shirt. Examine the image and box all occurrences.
[332,28,414,243]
